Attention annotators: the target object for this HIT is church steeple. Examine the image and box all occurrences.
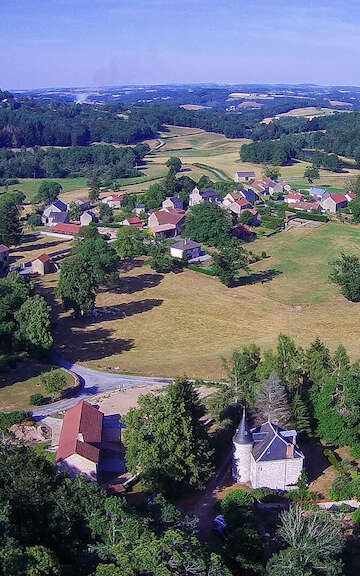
[233,406,253,445]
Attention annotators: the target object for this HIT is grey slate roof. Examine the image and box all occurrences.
[50,211,68,223]
[251,421,303,462]
[233,407,253,444]
[201,188,220,200]
[52,199,68,212]
[171,238,200,251]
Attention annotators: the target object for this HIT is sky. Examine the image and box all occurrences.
[1,0,360,90]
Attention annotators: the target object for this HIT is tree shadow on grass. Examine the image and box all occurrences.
[11,239,69,254]
[234,268,282,287]
[114,273,163,294]
[301,437,335,484]
[89,298,163,323]
[55,325,135,363]
[118,259,145,273]
[0,359,51,390]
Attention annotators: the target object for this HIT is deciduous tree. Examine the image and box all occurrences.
[115,226,145,259]
[15,295,53,354]
[34,181,62,205]
[330,252,360,301]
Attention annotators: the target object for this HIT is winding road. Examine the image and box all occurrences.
[32,357,173,418]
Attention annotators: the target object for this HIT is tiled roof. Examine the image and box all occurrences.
[52,223,81,236]
[154,208,186,226]
[331,193,347,204]
[235,198,251,208]
[150,223,176,233]
[56,400,103,464]
[35,253,51,264]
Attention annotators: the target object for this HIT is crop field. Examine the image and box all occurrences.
[261,106,339,124]
[26,222,359,381]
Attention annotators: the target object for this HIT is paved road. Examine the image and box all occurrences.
[32,357,173,418]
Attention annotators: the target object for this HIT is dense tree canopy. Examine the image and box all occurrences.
[184,203,232,247]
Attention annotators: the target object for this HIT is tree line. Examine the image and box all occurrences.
[0,143,149,180]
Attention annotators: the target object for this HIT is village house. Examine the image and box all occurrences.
[241,188,259,204]
[42,200,69,226]
[148,207,186,236]
[80,210,98,226]
[133,204,146,216]
[321,193,348,213]
[0,244,9,264]
[232,224,256,241]
[150,224,177,239]
[74,198,91,211]
[232,409,304,490]
[170,238,201,260]
[292,201,321,212]
[223,189,258,210]
[285,192,304,204]
[32,253,52,275]
[234,171,255,183]
[189,186,220,207]
[122,216,144,229]
[52,223,81,237]
[227,197,252,215]
[162,196,183,210]
[309,187,327,198]
[56,400,124,482]
[102,194,124,209]
[346,192,356,202]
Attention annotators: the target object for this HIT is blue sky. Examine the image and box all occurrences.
[1,0,360,89]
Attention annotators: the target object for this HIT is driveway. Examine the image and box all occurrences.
[32,356,173,418]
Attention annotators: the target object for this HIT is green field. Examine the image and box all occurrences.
[0,177,88,203]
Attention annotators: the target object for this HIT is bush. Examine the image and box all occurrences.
[221,489,254,513]
[187,264,216,276]
[0,410,30,431]
[330,475,353,500]
[41,370,67,397]
[27,213,42,228]
[287,209,329,222]
[353,508,360,525]
[324,449,343,474]
[29,393,45,406]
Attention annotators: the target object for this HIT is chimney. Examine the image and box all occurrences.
[286,443,294,459]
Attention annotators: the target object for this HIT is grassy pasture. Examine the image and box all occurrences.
[0,363,73,411]
[24,222,359,380]
[261,107,339,124]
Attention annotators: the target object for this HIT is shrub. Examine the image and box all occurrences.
[29,393,45,406]
[41,370,67,397]
[324,449,343,474]
[221,489,254,514]
[0,410,30,431]
[352,508,360,525]
[27,213,42,229]
[330,475,353,500]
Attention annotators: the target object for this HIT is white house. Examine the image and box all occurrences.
[80,210,98,226]
[102,194,124,209]
[170,238,201,260]
[189,187,220,207]
[232,408,304,490]
[321,194,348,213]
[234,171,255,183]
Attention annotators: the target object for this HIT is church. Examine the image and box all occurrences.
[232,409,304,491]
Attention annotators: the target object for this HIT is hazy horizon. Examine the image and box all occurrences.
[2,0,360,90]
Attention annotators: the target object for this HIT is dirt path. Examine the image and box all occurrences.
[178,451,233,538]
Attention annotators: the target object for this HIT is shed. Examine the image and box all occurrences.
[32,253,52,275]
[170,238,201,260]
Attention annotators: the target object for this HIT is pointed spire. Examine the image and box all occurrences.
[233,406,253,445]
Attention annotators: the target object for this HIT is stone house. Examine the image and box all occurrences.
[285,192,304,205]
[0,244,9,264]
[232,409,304,490]
[122,216,143,229]
[32,253,52,275]
[321,193,348,213]
[52,223,81,237]
[170,238,201,260]
[189,187,220,207]
[74,198,91,211]
[80,210,98,226]
[102,194,124,209]
[42,200,68,226]
[222,190,244,209]
[234,171,255,183]
[162,196,183,210]
[292,201,321,212]
[148,207,186,236]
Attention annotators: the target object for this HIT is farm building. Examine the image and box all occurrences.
[292,201,321,212]
[150,224,177,239]
[162,196,183,210]
[232,409,304,490]
[52,223,81,237]
[170,238,201,260]
[234,171,255,182]
[285,192,304,204]
[102,194,124,209]
[321,194,348,213]
[32,253,52,275]
[80,210,98,226]
[0,244,9,263]
[346,192,356,202]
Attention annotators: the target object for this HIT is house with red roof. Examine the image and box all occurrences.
[0,244,9,264]
[56,401,103,481]
[285,192,304,205]
[52,223,81,237]
[292,201,321,213]
[346,192,356,202]
[32,253,52,275]
[228,198,252,215]
[321,193,348,213]
[122,216,143,229]
[148,207,186,236]
[102,194,124,209]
